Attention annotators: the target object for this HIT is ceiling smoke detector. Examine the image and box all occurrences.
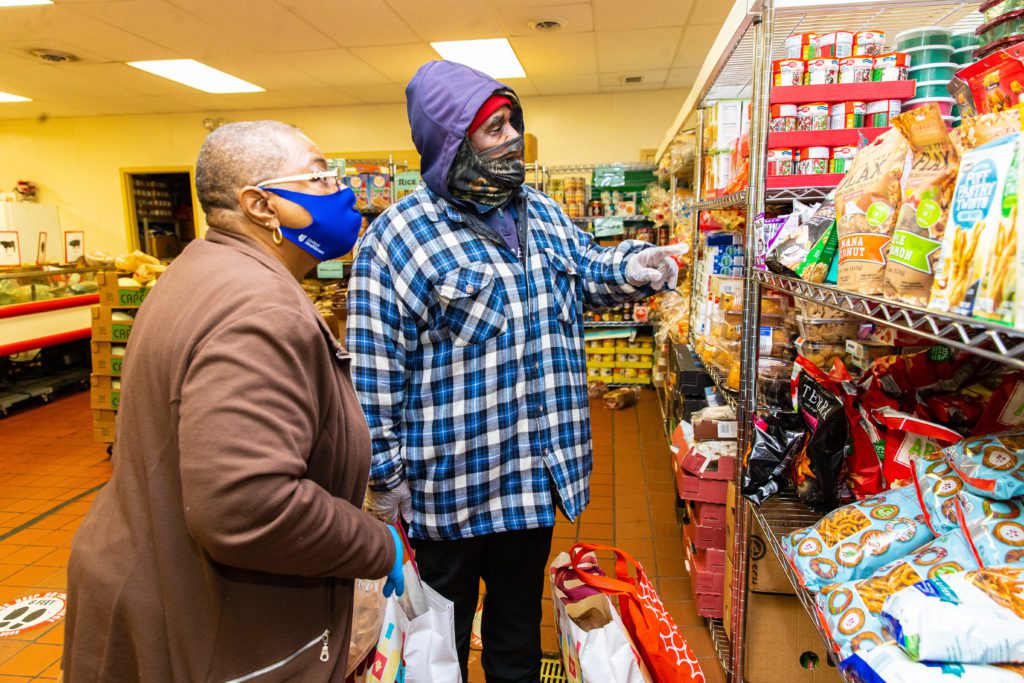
[29,48,78,64]
[529,18,567,33]
[622,75,643,84]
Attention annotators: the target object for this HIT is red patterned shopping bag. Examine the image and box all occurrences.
[569,543,705,683]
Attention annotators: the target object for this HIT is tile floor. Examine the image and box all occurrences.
[0,390,725,683]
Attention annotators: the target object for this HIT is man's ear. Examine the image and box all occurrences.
[238,186,278,229]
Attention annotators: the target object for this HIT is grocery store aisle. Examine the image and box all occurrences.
[0,391,722,683]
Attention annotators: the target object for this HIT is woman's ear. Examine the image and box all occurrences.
[238,186,278,231]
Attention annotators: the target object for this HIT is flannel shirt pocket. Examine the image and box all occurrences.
[544,248,579,326]
[436,263,507,347]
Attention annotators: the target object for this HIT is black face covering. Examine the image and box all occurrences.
[447,135,526,207]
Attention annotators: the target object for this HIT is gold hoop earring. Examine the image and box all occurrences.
[272,227,283,245]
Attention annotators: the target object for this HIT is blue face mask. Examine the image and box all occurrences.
[262,186,363,261]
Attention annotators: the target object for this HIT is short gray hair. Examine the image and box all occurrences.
[194,120,302,219]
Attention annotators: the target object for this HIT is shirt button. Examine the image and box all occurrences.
[465,285,474,294]
[538,405,545,413]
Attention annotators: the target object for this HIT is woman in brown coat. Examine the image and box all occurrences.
[64,121,403,682]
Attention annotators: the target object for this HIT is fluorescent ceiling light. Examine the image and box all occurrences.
[430,38,526,79]
[0,0,53,6]
[0,91,31,103]
[126,59,264,94]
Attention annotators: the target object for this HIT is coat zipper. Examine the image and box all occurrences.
[223,629,329,682]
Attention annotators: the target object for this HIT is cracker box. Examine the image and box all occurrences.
[90,306,134,343]
[98,272,151,309]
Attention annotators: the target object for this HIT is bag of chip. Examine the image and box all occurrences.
[872,407,963,488]
[913,449,981,536]
[742,411,807,505]
[931,133,1022,318]
[927,377,1002,435]
[944,431,1024,500]
[766,199,838,283]
[975,372,1024,436]
[837,128,910,295]
[817,529,980,660]
[793,359,851,512]
[831,360,886,498]
[884,105,960,307]
[782,484,935,593]
[843,643,1024,682]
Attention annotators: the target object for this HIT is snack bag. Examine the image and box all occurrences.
[817,529,980,660]
[836,128,909,295]
[872,407,963,488]
[880,567,1024,664]
[913,450,982,535]
[832,360,886,498]
[765,199,838,283]
[930,134,1021,318]
[793,360,851,512]
[742,411,806,505]
[843,643,1024,682]
[884,105,960,306]
[975,372,1024,436]
[782,484,935,593]
[944,431,1024,500]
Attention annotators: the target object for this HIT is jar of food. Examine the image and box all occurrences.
[786,32,818,59]
[796,103,830,131]
[767,148,794,176]
[838,56,875,83]
[770,104,798,131]
[830,101,866,129]
[797,147,830,175]
[773,58,806,86]
[872,52,911,81]
[854,30,887,56]
[818,31,854,58]
[866,99,902,127]
[830,146,858,174]
[806,58,840,85]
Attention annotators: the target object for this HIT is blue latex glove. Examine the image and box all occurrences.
[383,526,405,598]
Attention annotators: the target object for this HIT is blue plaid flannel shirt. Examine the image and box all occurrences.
[347,185,651,540]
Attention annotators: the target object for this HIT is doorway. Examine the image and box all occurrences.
[122,169,198,259]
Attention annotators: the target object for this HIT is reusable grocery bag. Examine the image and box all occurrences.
[569,543,705,683]
[363,592,409,683]
[549,550,652,683]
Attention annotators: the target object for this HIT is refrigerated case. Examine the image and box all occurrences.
[0,265,101,357]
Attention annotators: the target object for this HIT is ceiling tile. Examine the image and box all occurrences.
[598,70,668,87]
[339,83,408,105]
[384,0,505,42]
[600,82,671,93]
[268,88,364,107]
[490,0,589,6]
[592,0,694,31]
[165,0,337,53]
[65,62,198,96]
[510,32,596,77]
[502,77,539,97]
[495,3,593,36]
[349,43,439,84]
[595,27,681,72]
[673,24,719,67]
[688,0,732,27]
[277,0,421,48]
[530,73,600,96]
[198,53,326,91]
[263,49,392,87]
[0,102,92,119]
[666,67,700,88]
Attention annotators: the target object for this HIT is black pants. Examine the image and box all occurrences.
[410,526,554,683]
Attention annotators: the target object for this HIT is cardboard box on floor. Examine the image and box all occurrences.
[745,592,843,683]
[724,482,738,640]
[749,510,795,595]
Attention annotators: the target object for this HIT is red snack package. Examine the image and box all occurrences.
[973,371,1024,436]
[831,359,886,498]
[872,407,964,487]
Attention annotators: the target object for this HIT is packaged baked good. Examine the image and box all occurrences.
[782,484,935,593]
[843,642,1023,682]
[795,299,848,319]
[944,431,1024,500]
[797,339,849,372]
[758,358,796,411]
[837,129,910,295]
[758,326,792,356]
[795,315,860,342]
[884,104,960,306]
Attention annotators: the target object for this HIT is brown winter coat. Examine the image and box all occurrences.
[64,229,395,682]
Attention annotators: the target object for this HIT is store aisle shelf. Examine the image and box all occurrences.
[754,271,1024,369]
[767,128,889,149]
[708,618,733,676]
[583,321,652,328]
[769,81,917,105]
[704,362,738,412]
[696,191,747,212]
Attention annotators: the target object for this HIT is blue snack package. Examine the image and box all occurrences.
[842,643,1024,682]
[945,431,1024,501]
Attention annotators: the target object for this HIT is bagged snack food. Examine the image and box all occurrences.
[742,411,806,505]
[754,213,790,270]
[913,449,979,535]
[975,372,1024,436]
[931,134,1022,317]
[766,199,838,283]
[843,643,1024,682]
[793,360,851,512]
[828,360,886,498]
[603,387,641,411]
[881,567,1024,665]
[782,484,935,592]
[958,107,1024,152]
[872,407,963,487]
[884,105,960,306]
[837,129,910,295]
[945,431,1024,500]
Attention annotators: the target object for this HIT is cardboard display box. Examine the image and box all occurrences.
[723,549,735,640]
[679,449,737,481]
[749,512,796,595]
[90,375,120,411]
[693,414,738,441]
[677,471,729,505]
[745,593,843,683]
[93,409,116,442]
[687,565,724,619]
[98,272,151,309]
[686,543,725,595]
[90,305,134,343]
[91,342,126,377]
[684,515,726,550]
[688,499,726,529]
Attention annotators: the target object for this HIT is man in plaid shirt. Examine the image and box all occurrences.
[348,60,679,683]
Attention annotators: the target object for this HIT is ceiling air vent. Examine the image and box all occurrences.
[623,75,643,84]
[529,18,567,33]
[29,49,78,64]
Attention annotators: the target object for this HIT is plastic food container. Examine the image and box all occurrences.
[872,52,911,81]
[770,104,798,132]
[830,146,857,174]
[895,27,953,51]
[854,30,887,56]
[904,44,955,65]
[797,147,830,175]
[797,339,850,372]
[758,358,796,411]
[795,315,860,342]
[819,31,854,58]
[983,0,1024,21]
[797,102,830,131]
[908,62,957,82]
[786,32,818,59]
[806,58,840,85]
[759,327,793,356]
[952,45,976,65]
[795,300,849,319]
[977,32,1024,60]
[761,294,789,318]
[951,28,981,50]
[830,101,865,129]
[866,99,902,127]
[978,9,1024,47]
[773,58,806,86]
[839,56,875,83]
[768,148,794,176]
[903,96,956,116]
[915,80,953,99]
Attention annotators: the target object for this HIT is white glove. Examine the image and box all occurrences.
[365,480,412,525]
[625,245,686,291]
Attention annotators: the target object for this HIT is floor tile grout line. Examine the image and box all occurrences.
[0,483,105,543]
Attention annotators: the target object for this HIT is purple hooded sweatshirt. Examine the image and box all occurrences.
[406,60,523,255]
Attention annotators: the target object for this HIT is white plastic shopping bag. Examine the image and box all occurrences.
[550,551,652,683]
[400,559,462,683]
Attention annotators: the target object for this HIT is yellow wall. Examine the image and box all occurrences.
[0,88,687,254]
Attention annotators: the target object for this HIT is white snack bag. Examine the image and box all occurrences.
[844,643,1024,682]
